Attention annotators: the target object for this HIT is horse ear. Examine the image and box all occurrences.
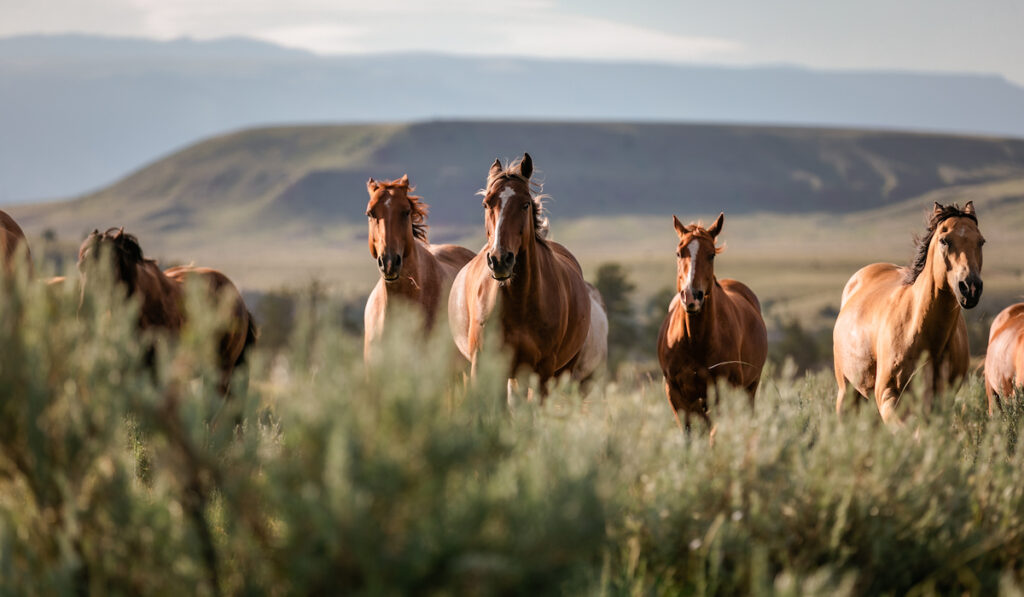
[519,153,533,179]
[489,158,502,180]
[933,201,944,215]
[672,215,689,239]
[397,174,409,186]
[963,200,976,216]
[707,212,724,238]
[366,178,378,194]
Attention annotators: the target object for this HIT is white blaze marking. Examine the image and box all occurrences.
[684,239,700,291]
[957,226,965,238]
[492,186,515,248]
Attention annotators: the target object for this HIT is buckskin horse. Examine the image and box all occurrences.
[448,154,607,397]
[984,302,1024,415]
[363,175,475,360]
[657,213,767,431]
[833,202,983,423]
[78,228,256,394]
[0,209,32,275]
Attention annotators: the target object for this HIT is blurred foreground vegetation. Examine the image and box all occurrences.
[2,264,1024,596]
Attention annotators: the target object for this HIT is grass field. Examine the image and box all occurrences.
[2,267,1024,595]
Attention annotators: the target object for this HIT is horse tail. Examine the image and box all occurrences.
[236,310,258,368]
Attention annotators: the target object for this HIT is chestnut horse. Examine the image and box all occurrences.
[363,175,475,360]
[79,228,256,393]
[833,202,983,423]
[0,209,32,275]
[449,154,608,396]
[984,303,1024,414]
[657,213,767,431]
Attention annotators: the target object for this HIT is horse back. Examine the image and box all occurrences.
[429,243,476,286]
[841,263,904,308]
[164,265,253,367]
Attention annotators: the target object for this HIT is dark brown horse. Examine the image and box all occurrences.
[79,228,256,393]
[657,213,767,431]
[833,202,982,423]
[984,302,1024,414]
[363,175,475,360]
[0,209,33,275]
[449,154,607,397]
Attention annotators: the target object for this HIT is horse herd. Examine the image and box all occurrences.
[1,152,1023,431]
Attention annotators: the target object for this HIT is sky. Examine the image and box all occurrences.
[2,0,1023,85]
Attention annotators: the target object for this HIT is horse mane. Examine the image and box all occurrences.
[904,203,978,284]
[479,157,550,240]
[378,178,429,242]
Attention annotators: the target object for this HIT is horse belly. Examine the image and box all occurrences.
[447,267,473,360]
[833,303,877,395]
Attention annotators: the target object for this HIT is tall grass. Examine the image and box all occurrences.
[1,266,1023,595]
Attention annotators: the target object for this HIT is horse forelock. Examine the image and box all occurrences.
[480,160,549,240]
[372,178,429,242]
[904,203,979,284]
[677,223,725,256]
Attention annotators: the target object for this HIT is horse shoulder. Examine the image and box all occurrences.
[451,256,496,358]
[364,279,387,349]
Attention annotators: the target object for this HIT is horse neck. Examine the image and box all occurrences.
[137,262,184,329]
[908,244,960,335]
[674,278,719,343]
[499,232,544,309]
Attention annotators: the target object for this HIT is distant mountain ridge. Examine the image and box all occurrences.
[12,121,1024,244]
[2,34,1024,203]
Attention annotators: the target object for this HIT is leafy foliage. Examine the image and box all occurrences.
[2,263,1024,595]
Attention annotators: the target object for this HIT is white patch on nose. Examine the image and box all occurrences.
[958,226,965,238]
[492,186,515,247]
[684,239,700,291]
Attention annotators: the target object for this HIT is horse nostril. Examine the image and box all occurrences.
[378,256,384,268]
[959,280,970,296]
[503,252,515,267]
[694,290,705,301]
[393,254,402,268]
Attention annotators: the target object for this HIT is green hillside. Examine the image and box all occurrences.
[10,121,1024,321]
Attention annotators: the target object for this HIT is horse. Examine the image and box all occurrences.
[0,209,33,275]
[78,228,256,394]
[448,153,607,398]
[833,202,983,423]
[363,175,475,360]
[984,302,1024,414]
[656,213,767,431]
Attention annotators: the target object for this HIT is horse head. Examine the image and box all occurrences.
[672,213,724,314]
[78,227,145,294]
[482,153,547,281]
[927,201,984,309]
[365,175,428,282]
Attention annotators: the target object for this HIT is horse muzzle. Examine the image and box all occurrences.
[378,253,402,282]
[681,288,706,314]
[487,251,516,281]
[957,275,983,309]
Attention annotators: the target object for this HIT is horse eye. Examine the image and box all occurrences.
[401,210,411,218]
[939,238,950,246]
[522,202,530,211]
[979,239,986,247]
[708,254,715,262]
[365,211,372,218]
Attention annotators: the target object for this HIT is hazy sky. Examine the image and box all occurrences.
[4,0,1023,84]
